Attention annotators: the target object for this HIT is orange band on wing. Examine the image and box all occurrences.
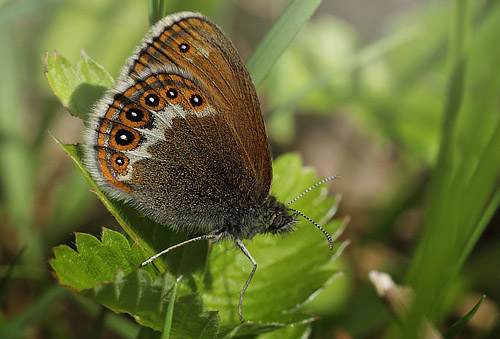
[177,19,205,40]
[97,148,132,192]
[124,83,143,98]
[98,119,110,147]
[137,53,151,69]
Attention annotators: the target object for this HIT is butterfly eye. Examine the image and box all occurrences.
[189,94,203,107]
[145,94,160,107]
[166,88,178,99]
[178,43,190,53]
[126,108,144,122]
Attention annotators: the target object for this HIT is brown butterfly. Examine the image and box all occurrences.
[83,11,334,322]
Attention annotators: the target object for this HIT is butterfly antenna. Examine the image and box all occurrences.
[285,175,339,207]
[288,208,333,250]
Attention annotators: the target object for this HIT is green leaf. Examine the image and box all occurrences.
[86,272,220,337]
[51,229,220,336]
[247,0,324,87]
[442,295,485,339]
[256,324,311,339]
[43,51,113,119]
[200,156,346,329]
[50,229,154,290]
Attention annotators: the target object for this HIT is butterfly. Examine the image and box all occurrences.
[82,11,335,322]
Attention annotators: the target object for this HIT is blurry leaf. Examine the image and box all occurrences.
[264,15,357,143]
[40,0,147,77]
[0,246,26,302]
[148,0,168,26]
[263,16,421,144]
[68,294,140,339]
[0,284,69,338]
[46,163,96,244]
[352,3,452,163]
[43,51,113,119]
[442,295,485,339]
[247,0,324,86]
[0,31,40,264]
[0,0,57,26]
[405,1,500,336]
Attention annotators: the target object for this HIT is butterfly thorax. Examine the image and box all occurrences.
[213,195,297,240]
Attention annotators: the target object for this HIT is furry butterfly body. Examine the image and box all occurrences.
[83,12,295,240]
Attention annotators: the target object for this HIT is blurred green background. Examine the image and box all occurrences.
[1,0,499,338]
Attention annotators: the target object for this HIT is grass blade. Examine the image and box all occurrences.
[404,1,500,336]
[149,0,168,26]
[443,295,485,338]
[161,278,179,338]
[246,0,323,86]
[0,246,26,303]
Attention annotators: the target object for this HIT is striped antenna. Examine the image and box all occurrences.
[288,208,333,250]
[285,175,339,207]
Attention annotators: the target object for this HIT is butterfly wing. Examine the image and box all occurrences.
[83,12,272,232]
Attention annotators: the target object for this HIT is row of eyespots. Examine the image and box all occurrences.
[139,87,204,112]
[103,90,202,176]
[110,86,203,130]
[106,87,205,153]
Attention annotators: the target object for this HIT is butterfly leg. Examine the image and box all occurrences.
[141,234,218,266]
[235,239,257,323]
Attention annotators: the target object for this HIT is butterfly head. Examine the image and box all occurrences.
[262,196,297,235]
[222,196,296,241]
